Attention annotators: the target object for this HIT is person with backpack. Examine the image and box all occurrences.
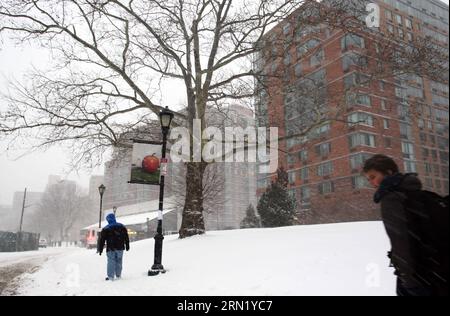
[97,213,130,281]
[363,154,449,296]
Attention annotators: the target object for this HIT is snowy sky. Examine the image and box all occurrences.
[0,43,101,204]
[0,40,185,206]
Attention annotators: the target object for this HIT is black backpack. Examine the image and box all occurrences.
[400,190,449,296]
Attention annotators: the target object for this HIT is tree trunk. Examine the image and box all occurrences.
[179,162,207,238]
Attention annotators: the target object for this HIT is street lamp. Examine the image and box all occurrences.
[148,106,174,277]
[113,206,117,216]
[98,184,106,229]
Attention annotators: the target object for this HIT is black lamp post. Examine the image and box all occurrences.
[98,184,106,229]
[149,106,174,276]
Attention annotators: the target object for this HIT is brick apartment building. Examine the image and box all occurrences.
[255,0,449,224]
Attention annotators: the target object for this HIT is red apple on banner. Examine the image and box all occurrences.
[142,154,160,173]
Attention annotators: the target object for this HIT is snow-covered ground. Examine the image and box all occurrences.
[15,222,396,296]
[0,247,79,295]
[0,247,77,268]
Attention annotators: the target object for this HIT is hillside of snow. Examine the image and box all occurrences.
[16,221,396,296]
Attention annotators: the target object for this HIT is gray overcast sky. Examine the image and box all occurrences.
[0,42,104,204]
[0,39,185,206]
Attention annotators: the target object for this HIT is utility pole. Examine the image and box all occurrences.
[16,188,27,252]
[19,188,27,233]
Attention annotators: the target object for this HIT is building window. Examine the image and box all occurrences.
[405,18,413,29]
[318,181,334,195]
[284,52,291,66]
[425,163,433,175]
[295,24,320,40]
[288,171,296,185]
[300,167,309,180]
[400,122,413,140]
[257,178,268,189]
[287,154,296,165]
[283,23,291,36]
[418,119,425,129]
[344,73,370,89]
[385,10,393,21]
[300,186,311,204]
[438,136,449,150]
[442,166,449,179]
[350,153,373,170]
[435,109,449,122]
[379,81,386,91]
[342,53,367,72]
[297,39,321,57]
[436,123,449,136]
[397,104,411,122]
[310,123,331,139]
[404,160,417,173]
[352,175,368,189]
[419,132,427,144]
[346,93,372,107]
[398,28,404,39]
[383,119,390,129]
[310,49,324,67]
[315,142,332,157]
[387,24,394,34]
[435,179,442,191]
[295,63,303,77]
[395,14,402,25]
[431,150,438,161]
[348,133,376,148]
[430,135,436,147]
[317,161,334,177]
[381,99,388,110]
[348,112,374,127]
[402,142,415,159]
[434,164,441,177]
[341,33,365,51]
[441,151,449,165]
[299,150,308,162]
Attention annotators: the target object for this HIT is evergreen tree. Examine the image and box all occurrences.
[257,168,297,228]
[240,204,261,229]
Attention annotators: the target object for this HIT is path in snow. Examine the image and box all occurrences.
[0,248,78,295]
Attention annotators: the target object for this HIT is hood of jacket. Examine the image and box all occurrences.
[374,173,422,204]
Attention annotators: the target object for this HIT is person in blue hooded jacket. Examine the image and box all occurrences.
[97,213,130,281]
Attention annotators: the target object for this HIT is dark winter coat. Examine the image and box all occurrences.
[98,214,130,254]
[374,173,431,289]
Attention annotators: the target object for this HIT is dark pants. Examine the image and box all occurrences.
[397,278,433,297]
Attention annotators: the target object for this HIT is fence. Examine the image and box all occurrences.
[0,231,40,252]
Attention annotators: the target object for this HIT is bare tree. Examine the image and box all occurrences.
[32,182,91,242]
[0,0,447,238]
